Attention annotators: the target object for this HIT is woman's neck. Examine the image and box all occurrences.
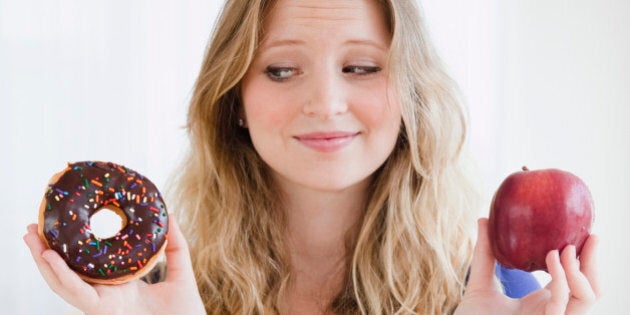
[279,178,369,262]
[275,176,370,314]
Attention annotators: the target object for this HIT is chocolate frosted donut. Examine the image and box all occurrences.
[38,161,169,284]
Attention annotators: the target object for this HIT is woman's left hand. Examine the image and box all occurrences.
[454,218,600,315]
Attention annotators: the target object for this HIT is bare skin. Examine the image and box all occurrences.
[24,0,601,313]
[23,218,205,314]
[455,219,601,315]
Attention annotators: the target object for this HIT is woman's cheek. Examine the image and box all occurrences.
[244,81,294,129]
[351,88,400,131]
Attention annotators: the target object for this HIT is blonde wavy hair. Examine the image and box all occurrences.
[173,0,480,313]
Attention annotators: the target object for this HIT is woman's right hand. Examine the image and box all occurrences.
[23,216,205,315]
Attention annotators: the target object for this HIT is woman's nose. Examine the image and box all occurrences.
[302,69,348,119]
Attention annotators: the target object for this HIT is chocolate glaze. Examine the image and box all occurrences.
[42,161,168,281]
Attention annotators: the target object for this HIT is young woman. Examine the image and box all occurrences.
[24,0,600,314]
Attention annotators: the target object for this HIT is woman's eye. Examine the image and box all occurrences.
[265,66,298,82]
[342,65,382,75]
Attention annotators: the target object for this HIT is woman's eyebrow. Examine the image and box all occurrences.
[260,38,387,51]
[343,39,388,51]
[259,38,306,50]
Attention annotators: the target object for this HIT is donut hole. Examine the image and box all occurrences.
[89,206,127,239]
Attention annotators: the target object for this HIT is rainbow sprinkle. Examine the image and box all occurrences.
[42,161,168,282]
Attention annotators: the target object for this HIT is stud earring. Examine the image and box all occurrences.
[237,118,245,127]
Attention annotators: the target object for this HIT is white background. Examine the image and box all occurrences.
[1,0,628,313]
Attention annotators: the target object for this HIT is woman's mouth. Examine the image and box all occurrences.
[294,131,359,153]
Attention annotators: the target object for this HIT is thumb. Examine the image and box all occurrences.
[465,218,500,293]
[164,214,195,283]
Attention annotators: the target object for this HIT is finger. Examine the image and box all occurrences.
[578,234,601,298]
[544,250,570,314]
[465,218,501,293]
[562,245,597,313]
[24,224,99,310]
[27,223,38,235]
[164,215,195,283]
[41,249,99,309]
[23,224,64,291]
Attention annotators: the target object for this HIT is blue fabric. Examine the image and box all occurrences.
[495,264,541,298]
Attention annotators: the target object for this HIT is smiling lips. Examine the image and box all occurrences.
[294,131,359,153]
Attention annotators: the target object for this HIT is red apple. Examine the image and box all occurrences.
[488,167,594,272]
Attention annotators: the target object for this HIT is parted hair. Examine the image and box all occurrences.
[172,0,480,313]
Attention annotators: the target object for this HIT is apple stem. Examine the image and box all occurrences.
[522,166,529,171]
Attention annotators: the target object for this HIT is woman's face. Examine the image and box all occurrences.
[241,0,401,193]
